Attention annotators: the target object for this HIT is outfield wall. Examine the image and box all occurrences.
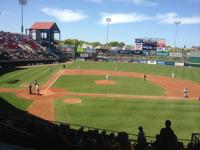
[131,59,193,67]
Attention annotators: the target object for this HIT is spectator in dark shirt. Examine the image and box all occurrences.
[159,120,179,150]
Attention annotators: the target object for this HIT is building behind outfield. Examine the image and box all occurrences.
[188,51,200,64]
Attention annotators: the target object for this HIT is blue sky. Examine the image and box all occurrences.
[0,0,200,47]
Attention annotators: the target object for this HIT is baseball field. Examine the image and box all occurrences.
[0,61,200,141]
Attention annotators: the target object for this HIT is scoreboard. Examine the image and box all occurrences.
[134,38,166,51]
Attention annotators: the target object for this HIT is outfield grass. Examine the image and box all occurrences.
[54,96,200,140]
[53,75,164,96]
[67,61,200,83]
[0,65,62,88]
[0,61,200,87]
[0,93,32,111]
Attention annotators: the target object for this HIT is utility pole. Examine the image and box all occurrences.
[19,0,28,34]
[106,18,111,49]
[174,21,181,48]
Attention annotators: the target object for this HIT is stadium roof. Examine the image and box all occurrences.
[30,22,56,30]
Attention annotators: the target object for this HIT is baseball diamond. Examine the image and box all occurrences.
[0,61,200,141]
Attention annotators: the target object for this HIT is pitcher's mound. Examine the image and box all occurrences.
[64,98,82,104]
[95,80,116,85]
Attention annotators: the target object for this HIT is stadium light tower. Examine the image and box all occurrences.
[174,21,181,48]
[19,0,27,34]
[106,17,111,49]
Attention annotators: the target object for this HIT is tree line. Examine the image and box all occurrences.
[61,39,125,48]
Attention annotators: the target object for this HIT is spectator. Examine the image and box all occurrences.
[136,127,148,150]
[159,120,179,150]
[112,132,134,150]
[152,134,160,150]
[137,126,146,143]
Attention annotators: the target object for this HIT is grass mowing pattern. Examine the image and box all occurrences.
[54,96,200,140]
[68,61,200,82]
[53,75,164,96]
[0,93,32,111]
[0,65,62,88]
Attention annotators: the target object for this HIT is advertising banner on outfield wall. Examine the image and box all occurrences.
[147,60,157,65]
[157,52,169,56]
[131,60,148,63]
[139,60,147,64]
[175,62,184,66]
[169,52,182,57]
[76,47,84,53]
[119,50,131,55]
[165,62,175,65]
[156,47,166,52]
[157,61,165,65]
[76,58,85,61]
[132,50,143,55]
[132,60,140,63]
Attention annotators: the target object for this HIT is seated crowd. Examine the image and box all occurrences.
[0,31,55,60]
[0,113,199,150]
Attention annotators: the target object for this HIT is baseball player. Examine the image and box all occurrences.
[105,74,109,80]
[115,66,118,71]
[171,73,175,78]
[144,74,147,81]
[35,84,40,95]
[183,88,189,98]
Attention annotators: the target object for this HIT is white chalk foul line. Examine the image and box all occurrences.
[42,69,65,93]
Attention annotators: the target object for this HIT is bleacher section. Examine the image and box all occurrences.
[0,31,57,61]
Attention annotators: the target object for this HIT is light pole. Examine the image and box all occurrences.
[106,18,111,49]
[19,0,27,34]
[174,21,181,48]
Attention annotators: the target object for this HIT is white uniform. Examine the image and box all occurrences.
[35,84,39,95]
[106,74,109,80]
[172,73,175,78]
[183,88,188,98]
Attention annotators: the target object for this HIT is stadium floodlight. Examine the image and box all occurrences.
[174,21,181,48]
[19,0,28,34]
[106,18,111,49]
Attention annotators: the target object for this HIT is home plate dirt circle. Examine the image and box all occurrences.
[95,80,116,85]
[63,98,82,104]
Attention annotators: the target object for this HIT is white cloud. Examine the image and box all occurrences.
[130,0,157,6]
[157,13,200,24]
[99,12,200,25]
[112,0,157,6]
[41,8,87,22]
[87,0,102,3]
[100,12,151,25]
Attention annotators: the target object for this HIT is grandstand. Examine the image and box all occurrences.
[0,31,56,60]
[0,31,58,67]
[0,110,199,150]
